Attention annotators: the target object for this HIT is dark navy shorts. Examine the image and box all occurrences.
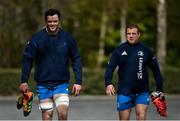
[117,92,150,111]
[36,83,69,100]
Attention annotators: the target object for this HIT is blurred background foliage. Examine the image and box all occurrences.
[0,67,180,96]
[0,0,180,95]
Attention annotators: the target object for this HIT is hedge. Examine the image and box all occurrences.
[0,67,179,96]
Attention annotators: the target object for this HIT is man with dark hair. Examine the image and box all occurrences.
[19,8,82,120]
[104,24,164,120]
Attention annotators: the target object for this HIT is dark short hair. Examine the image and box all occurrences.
[126,24,140,33]
[45,8,61,20]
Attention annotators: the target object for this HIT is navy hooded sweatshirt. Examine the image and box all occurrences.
[21,28,82,86]
[105,41,163,95]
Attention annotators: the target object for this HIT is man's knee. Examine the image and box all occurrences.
[119,109,131,120]
[42,111,53,120]
[39,101,54,120]
[136,113,146,120]
[55,95,69,120]
[58,108,68,120]
[136,108,147,120]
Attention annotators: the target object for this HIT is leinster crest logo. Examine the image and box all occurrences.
[138,51,144,56]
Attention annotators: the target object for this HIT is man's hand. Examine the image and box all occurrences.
[106,84,116,96]
[19,82,29,93]
[151,91,165,100]
[151,92,167,117]
[72,84,82,96]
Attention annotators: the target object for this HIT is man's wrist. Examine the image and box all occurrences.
[75,81,82,85]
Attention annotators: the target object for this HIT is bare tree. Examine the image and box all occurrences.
[120,0,127,43]
[96,8,108,69]
[157,0,166,69]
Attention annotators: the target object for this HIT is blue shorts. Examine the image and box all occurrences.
[36,83,69,100]
[117,92,150,111]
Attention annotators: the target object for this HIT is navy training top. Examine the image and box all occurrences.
[105,41,163,95]
[21,28,82,86]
